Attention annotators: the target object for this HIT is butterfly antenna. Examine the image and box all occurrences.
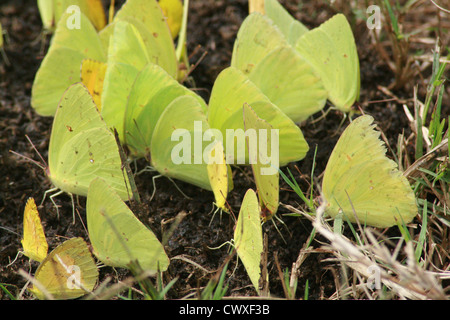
[75,208,89,236]
[114,128,141,204]
[10,135,48,172]
[28,134,48,165]
[9,150,46,171]
[180,50,208,83]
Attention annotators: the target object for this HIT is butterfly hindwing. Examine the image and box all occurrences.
[243,104,279,221]
[86,177,169,273]
[322,115,417,228]
[48,83,130,200]
[234,189,265,293]
[28,237,98,300]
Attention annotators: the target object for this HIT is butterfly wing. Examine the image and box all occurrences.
[28,237,98,300]
[54,0,106,31]
[247,46,327,123]
[151,95,212,190]
[208,66,309,166]
[231,13,287,75]
[37,0,56,31]
[234,189,264,293]
[86,178,169,273]
[206,140,232,211]
[243,104,279,221]
[48,83,130,200]
[322,115,417,228]
[21,198,48,262]
[31,12,106,116]
[159,0,183,39]
[101,20,150,142]
[101,0,177,78]
[124,63,207,159]
[263,0,308,46]
[295,14,360,112]
[80,59,107,111]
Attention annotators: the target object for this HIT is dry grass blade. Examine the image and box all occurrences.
[285,203,449,300]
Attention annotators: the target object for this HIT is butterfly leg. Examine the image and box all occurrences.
[208,205,221,227]
[49,189,64,219]
[333,113,349,136]
[309,107,332,124]
[40,187,59,206]
[166,177,192,200]
[136,165,157,176]
[149,174,162,202]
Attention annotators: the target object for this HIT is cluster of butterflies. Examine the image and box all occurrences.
[18,0,418,298]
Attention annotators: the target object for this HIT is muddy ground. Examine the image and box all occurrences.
[0,0,448,299]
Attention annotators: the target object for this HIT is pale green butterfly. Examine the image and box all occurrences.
[322,115,417,228]
[31,11,107,116]
[150,95,214,191]
[45,83,131,212]
[243,104,279,222]
[99,0,177,79]
[231,12,287,75]
[295,14,360,113]
[37,0,56,32]
[100,20,151,142]
[102,15,179,142]
[263,0,308,46]
[231,13,327,123]
[86,177,169,273]
[208,66,309,167]
[124,62,207,159]
[234,188,266,294]
[37,0,106,33]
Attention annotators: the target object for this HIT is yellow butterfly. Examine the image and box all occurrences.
[159,0,183,39]
[28,237,99,300]
[80,58,107,111]
[21,198,48,263]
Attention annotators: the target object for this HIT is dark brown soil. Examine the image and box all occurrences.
[0,0,448,300]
